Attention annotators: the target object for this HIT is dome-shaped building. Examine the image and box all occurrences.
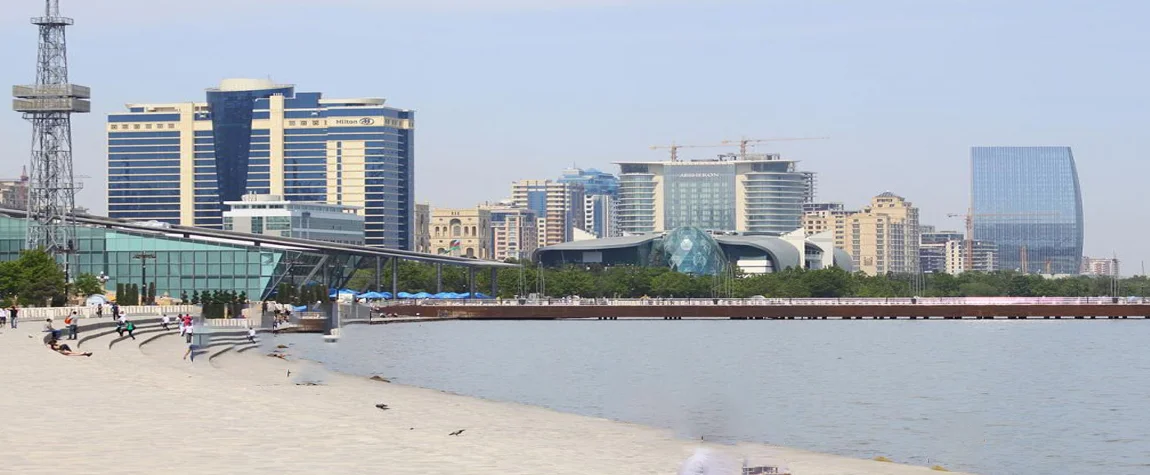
[661,227,727,276]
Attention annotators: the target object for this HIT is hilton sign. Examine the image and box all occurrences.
[331,117,376,126]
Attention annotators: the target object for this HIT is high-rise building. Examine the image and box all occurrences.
[920,229,964,274]
[557,168,620,238]
[834,192,920,276]
[222,194,364,245]
[801,202,853,249]
[1080,256,1119,276]
[0,168,29,211]
[971,146,1084,274]
[483,203,538,262]
[945,240,998,274]
[511,180,584,246]
[430,207,492,259]
[106,78,415,249]
[413,203,431,254]
[615,154,814,236]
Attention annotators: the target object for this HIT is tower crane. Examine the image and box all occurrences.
[721,136,830,159]
[947,209,1058,273]
[649,142,730,162]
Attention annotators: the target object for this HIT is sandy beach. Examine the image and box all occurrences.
[0,319,974,475]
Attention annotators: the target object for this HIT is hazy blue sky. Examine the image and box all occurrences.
[1,0,1147,270]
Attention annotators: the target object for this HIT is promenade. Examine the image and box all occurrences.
[0,317,975,475]
[373,297,1150,321]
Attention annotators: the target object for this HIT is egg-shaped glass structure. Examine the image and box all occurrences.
[662,227,727,276]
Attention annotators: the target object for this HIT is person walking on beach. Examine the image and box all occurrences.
[0,306,7,326]
[183,339,196,362]
[65,311,79,340]
[95,304,103,319]
[247,325,257,344]
[9,305,18,329]
[184,322,194,344]
[161,314,171,331]
[124,320,137,340]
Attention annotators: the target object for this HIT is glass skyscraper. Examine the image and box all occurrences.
[107,79,414,249]
[971,146,1083,274]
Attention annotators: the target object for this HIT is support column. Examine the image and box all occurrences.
[468,267,476,298]
[436,263,442,293]
[391,258,399,297]
[375,256,381,291]
[490,267,498,298]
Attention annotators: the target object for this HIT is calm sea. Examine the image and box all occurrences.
[281,320,1150,475]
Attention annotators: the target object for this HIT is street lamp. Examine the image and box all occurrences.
[133,252,156,305]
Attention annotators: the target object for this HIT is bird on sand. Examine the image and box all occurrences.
[448,429,465,436]
[375,403,390,410]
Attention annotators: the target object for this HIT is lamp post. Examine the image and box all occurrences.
[133,252,156,305]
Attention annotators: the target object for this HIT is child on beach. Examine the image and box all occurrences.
[161,314,171,331]
[124,321,136,340]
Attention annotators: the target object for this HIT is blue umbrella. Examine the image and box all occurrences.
[397,292,413,299]
[473,292,491,299]
[413,292,433,299]
[433,292,453,299]
[380,292,393,299]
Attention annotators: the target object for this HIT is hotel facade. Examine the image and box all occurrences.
[106,78,415,249]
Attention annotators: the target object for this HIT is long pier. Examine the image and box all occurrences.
[379,300,1150,321]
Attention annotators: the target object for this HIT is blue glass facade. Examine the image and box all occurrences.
[0,215,356,300]
[558,168,619,238]
[107,80,414,250]
[662,227,727,276]
[971,146,1084,274]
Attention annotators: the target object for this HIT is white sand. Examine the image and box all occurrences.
[0,323,974,475]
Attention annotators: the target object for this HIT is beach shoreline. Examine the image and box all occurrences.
[0,321,975,474]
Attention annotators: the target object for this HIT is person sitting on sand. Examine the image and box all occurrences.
[48,339,92,357]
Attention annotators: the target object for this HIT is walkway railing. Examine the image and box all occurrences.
[17,305,197,319]
[372,296,1147,307]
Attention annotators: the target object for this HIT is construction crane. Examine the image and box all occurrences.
[649,142,730,162]
[947,209,1058,272]
[721,136,830,159]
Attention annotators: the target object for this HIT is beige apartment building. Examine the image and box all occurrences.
[803,192,919,276]
[413,203,431,253]
[430,207,492,259]
[482,202,539,262]
[511,179,583,247]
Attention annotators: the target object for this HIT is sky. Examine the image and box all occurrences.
[1,0,1147,271]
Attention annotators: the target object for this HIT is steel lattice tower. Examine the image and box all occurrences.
[12,0,89,260]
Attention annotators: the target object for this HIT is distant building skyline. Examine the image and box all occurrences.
[971,146,1084,275]
[511,179,584,247]
[558,168,620,238]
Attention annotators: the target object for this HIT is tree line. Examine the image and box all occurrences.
[346,260,1148,299]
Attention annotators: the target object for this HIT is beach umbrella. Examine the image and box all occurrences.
[397,292,413,299]
[473,292,490,299]
[380,292,393,299]
[413,292,433,299]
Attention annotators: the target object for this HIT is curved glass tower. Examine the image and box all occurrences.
[971,146,1084,275]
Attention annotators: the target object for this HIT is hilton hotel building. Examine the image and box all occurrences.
[106,78,414,249]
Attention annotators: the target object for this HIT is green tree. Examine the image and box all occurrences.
[958,282,998,296]
[147,282,157,304]
[650,271,693,297]
[0,249,67,306]
[73,273,105,297]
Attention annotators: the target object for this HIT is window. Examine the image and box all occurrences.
[110,124,118,130]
